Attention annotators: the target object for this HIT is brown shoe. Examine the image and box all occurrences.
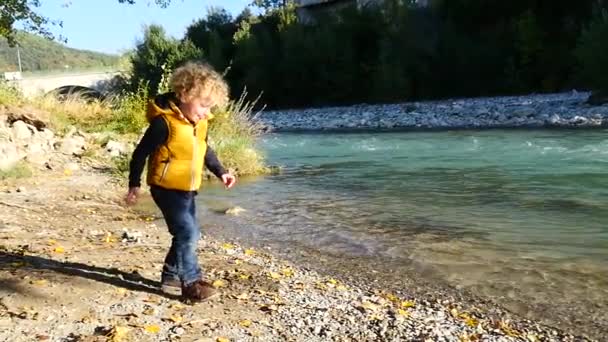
[182,280,219,303]
[161,278,182,296]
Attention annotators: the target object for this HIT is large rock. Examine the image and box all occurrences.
[104,140,127,157]
[11,120,33,141]
[0,142,22,171]
[58,136,86,156]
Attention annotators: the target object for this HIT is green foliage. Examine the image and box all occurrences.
[0,161,32,180]
[0,31,119,72]
[0,0,54,46]
[109,155,131,178]
[0,81,23,105]
[576,8,608,93]
[102,86,149,134]
[122,0,608,108]
[129,25,202,95]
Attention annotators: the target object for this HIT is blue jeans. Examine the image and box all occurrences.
[150,186,202,286]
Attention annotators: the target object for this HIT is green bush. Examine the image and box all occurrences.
[208,91,269,176]
[0,81,23,106]
[0,161,32,180]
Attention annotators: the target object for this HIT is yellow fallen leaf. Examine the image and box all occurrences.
[167,314,182,323]
[47,239,57,246]
[217,338,230,342]
[105,233,113,243]
[401,300,415,308]
[498,321,521,337]
[368,314,383,321]
[212,279,225,288]
[221,243,235,250]
[31,279,48,286]
[272,295,284,304]
[526,333,540,342]
[315,282,328,290]
[268,272,281,280]
[144,325,160,334]
[360,301,379,311]
[239,319,252,328]
[63,169,72,176]
[143,295,161,304]
[464,316,478,327]
[244,249,255,256]
[238,273,251,280]
[53,246,65,253]
[397,309,410,317]
[80,315,93,323]
[384,293,398,303]
[107,326,129,342]
[459,333,481,342]
[234,259,242,265]
[327,278,338,285]
[170,303,185,310]
[116,288,128,295]
[281,268,294,277]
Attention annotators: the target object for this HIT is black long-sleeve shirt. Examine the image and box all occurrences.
[128,116,227,188]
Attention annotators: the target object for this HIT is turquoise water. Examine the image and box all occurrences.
[200,130,608,335]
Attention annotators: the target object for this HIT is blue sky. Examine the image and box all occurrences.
[37,0,253,55]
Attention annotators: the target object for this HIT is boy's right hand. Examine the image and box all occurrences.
[125,187,140,205]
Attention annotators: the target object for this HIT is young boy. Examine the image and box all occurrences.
[125,61,236,302]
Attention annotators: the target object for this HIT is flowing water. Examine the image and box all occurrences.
[198,129,608,338]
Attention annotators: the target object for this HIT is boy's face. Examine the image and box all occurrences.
[179,96,213,124]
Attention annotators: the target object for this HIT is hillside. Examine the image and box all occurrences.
[0,32,119,73]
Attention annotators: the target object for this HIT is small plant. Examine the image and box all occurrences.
[110,155,131,178]
[209,90,270,176]
[103,85,149,134]
[0,81,23,106]
[0,161,33,180]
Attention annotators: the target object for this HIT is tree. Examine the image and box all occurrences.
[129,25,202,95]
[251,0,287,12]
[0,0,171,46]
[185,7,236,72]
[576,7,608,95]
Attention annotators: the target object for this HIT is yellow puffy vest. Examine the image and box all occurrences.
[145,97,213,191]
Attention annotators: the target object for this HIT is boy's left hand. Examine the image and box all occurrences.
[221,173,236,189]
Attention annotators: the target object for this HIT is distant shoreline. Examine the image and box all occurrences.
[259,91,608,132]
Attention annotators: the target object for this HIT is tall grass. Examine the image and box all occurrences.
[31,86,149,135]
[209,91,269,176]
[0,81,23,106]
[1,82,269,178]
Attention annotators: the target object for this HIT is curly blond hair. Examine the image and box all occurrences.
[170,61,229,106]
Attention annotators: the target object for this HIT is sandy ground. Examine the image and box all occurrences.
[0,164,594,342]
